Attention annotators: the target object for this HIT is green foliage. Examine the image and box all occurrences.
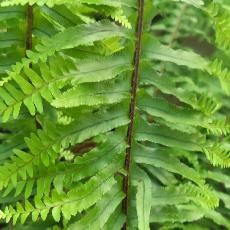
[0,0,229,229]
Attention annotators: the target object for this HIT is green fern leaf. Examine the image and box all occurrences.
[67,183,125,230]
[133,143,205,186]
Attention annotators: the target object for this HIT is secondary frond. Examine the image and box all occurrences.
[0,158,123,224]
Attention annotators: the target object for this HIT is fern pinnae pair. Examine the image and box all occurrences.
[0,0,230,229]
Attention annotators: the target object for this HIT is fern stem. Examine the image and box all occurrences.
[26,5,41,129]
[26,5,33,53]
[122,0,144,228]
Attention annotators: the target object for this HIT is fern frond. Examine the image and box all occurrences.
[67,183,124,230]
[206,118,230,136]
[206,2,230,51]
[0,118,36,162]
[0,0,229,229]
[108,9,132,29]
[0,55,75,121]
[137,91,206,127]
[98,37,124,56]
[150,204,205,224]
[205,209,230,229]
[2,135,126,199]
[0,6,26,74]
[142,34,208,70]
[132,166,152,230]
[140,65,221,115]
[31,20,129,62]
[0,52,131,121]
[3,20,129,85]
[203,144,230,168]
[0,105,129,192]
[216,191,230,209]
[0,157,123,224]
[135,118,205,152]
[138,92,230,135]
[103,206,126,230]
[204,170,230,189]
[133,143,205,186]
[208,58,230,95]
[52,79,130,108]
[154,207,230,228]
[194,93,221,115]
[143,165,178,186]
[151,183,219,209]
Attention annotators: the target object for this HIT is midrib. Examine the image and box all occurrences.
[122,0,145,229]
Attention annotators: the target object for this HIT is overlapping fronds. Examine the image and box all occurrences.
[0,0,229,229]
